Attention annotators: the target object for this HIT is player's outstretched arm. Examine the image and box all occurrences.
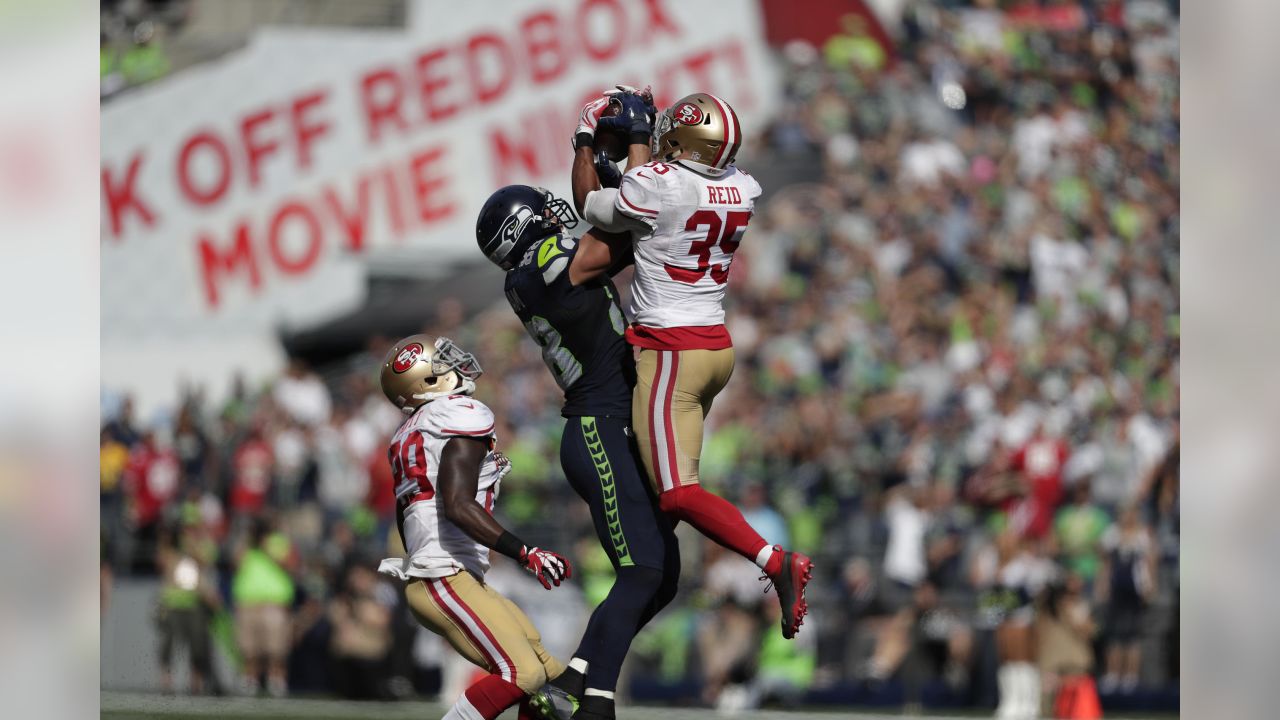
[438,437,572,589]
[572,144,603,217]
[569,228,633,286]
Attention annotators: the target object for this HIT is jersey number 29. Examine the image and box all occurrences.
[389,433,431,504]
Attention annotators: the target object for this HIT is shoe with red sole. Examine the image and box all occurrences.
[765,548,813,639]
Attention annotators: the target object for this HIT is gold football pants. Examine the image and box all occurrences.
[632,347,735,493]
[404,570,563,694]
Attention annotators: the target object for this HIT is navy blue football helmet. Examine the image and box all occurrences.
[475,185,578,270]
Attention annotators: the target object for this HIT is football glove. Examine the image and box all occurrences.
[594,149,622,188]
[519,546,573,589]
[598,87,656,141]
[572,85,654,149]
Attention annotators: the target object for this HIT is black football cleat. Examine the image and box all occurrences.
[771,549,814,639]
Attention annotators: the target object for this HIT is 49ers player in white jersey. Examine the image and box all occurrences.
[375,334,573,720]
[573,91,814,639]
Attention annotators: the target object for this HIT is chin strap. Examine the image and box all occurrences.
[401,375,477,413]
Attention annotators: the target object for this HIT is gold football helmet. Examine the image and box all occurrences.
[651,92,742,176]
[379,335,483,414]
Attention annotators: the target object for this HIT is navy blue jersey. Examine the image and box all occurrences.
[504,233,634,418]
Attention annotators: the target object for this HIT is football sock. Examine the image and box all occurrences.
[444,675,526,720]
[580,566,667,694]
[995,664,1015,720]
[552,661,586,698]
[1017,661,1041,718]
[756,544,782,575]
[658,484,769,565]
[660,484,768,563]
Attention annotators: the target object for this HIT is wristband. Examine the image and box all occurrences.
[495,531,527,561]
[629,131,652,147]
[574,132,595,151]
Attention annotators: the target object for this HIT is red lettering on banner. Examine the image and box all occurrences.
[415,48,459,122]
[177,131,232,207]
[291,89,331,172]
[102,153,156,238]
[491,125,541,186]
[239,108,279,188]
[577,0,627,62]
[409,146,455,224]
[193,142,461,309]
[640,0,681,43]
[198,224,259,307]
[522,12,568,85]
[324,177,371,252]
[467,33,514,106]
[382,166,407,238]
[361,67,409,144]
[268,200,323,275]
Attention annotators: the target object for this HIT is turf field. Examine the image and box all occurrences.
[101,691,1172,720]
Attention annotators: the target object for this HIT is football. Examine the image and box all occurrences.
[594,96,629,162]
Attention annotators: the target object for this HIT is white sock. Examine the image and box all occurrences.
[1015,662,1040,719]
[568,657,589,675]
[755,544,777,571]
[996,664,1017,719]
[442,692,484,720]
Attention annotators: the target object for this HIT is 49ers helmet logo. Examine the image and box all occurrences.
[392,343,424,373]
[674,102,704,125]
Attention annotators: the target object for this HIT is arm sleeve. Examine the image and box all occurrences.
[614,169,661,232]
[583,188,652,235]
[425,397,496,439]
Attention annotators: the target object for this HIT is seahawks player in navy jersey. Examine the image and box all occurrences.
[476,185,678,720]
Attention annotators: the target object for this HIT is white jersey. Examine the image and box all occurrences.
[613,161,762,349]
[384,395,507,580]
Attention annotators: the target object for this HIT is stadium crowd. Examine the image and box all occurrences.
[100,0,1179,713]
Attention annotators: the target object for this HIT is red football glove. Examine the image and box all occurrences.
[519,546,573,589]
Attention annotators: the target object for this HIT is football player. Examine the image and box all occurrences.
[476,182,680,720]
[375,335,572,720]
[572,90,815,640]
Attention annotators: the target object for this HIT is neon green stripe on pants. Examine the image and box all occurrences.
[581,417,634,567]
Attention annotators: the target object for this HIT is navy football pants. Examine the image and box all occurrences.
[559,415,680,694]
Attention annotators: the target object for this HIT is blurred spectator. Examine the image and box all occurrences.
[697,543,767,706]
[154,524,221,695]
[232,520,296,697]
[1097,504,1157,693]
[882,483,930,600]
[123,430,180,571]
[228,424,273,523]
[1055,481,1110,589]
[100,32,125,99]
[328,563,395,699]
[1038,576,1101,719]
[900,582,973,710]
[120,22,170,87]
[273,360,332,428]
[103,395,141,448]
